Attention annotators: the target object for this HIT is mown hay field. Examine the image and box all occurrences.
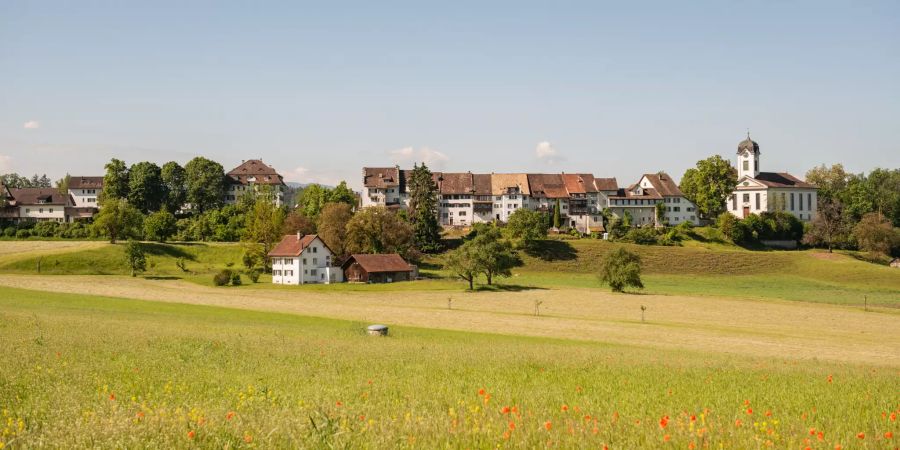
[1,287,898,449]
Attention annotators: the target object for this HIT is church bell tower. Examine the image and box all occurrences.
[737,133,760,179]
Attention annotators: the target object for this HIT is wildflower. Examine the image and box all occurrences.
[478,388,486,396]
[561,405,568,412]
[659,416,669,429]
[734,419,743,427]
[743,399,750,406]
[584,415,591,421]
[244,434,252,443]
[508,421,515,431]
[502,430,511,440]
[226,411,235,420]
[187,430,195,439]
[501,406,511,414]
[817,431,824,441]
[663,434,671,442]
[809,428,816,435]
[857,432,865,439]
[544,421,552,431]
[576,386,583,393]
[827,375,833,383]
[358,415,365,421]
[690,415,697,422]
[335,401,342,407]
[136,411,144,419]
[746,408,753,415]
[108,393,116,401]
[689,442,696,450]
[834,445,842,450]
[891,412,897,421]
[885,431,894,439]
[765,410,772,417]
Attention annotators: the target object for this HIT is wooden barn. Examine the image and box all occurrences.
[342,254,415,283]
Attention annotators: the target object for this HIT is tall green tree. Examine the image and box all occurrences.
[281,210,316,236]
[296,184,330,219]
[316,202,354,257]
[242,198,286,256]
[599,247,644,293]
[144,210,177,242]
[444,241,480,290]
[679,155,738,220]
[801,199,851,253]
[504,208,548,247]
[55,173,71,195]
[30,174,52,187]
[805,164,849,201]
[123,240,147,277]
[161,161,187,214]
[101,158,130,202]
[407,163,442,253]
[328,181,357,207]
[345,207,415,259]
[184,157,225,213]
[853,212,899,258]
[470,226,520,285]
[128,162,164,213]
[92,198,144,244]
[552,199,562,229]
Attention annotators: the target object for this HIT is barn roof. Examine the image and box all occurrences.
[342,254,412,273]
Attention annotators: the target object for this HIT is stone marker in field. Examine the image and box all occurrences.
[367,324,388,336]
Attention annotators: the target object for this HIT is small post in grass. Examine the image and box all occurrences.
[447,297,452,310]
[534,299,543,317]
[864,296,868,312]
[640,305,647,323]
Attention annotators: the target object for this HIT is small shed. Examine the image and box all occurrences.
[342,254,414,283]
[890,258,900,268]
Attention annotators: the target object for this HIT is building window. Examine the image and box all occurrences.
[731,195,736,211]
[743,193,750,203]
[313,247,317,253]
[303,258,307,264]
[313,257,317,265]
[790,193,795,210]
[310,269,317,276]
[755,193,760,210]
[273,270,281,276]
[799,193,804,210]
[808,193,812,209]
[781,193,786,210]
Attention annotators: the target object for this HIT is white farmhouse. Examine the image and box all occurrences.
[608,172,699,227]
[726,135,818,221]
[67,176,103,221]
[6,188,69,223]
[268,234,342,285]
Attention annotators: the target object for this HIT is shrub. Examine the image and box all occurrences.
[622,227,658,245]
[15,229,31,239]
[3,227,15,237]
[247,268,261,283]
[32,221,60,238]
[598,247,643,292]
[230,272,242,286]
[213,269,232,286]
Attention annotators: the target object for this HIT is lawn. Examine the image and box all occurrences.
[1,287,897,449]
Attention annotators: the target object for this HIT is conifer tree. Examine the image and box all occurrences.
[408,163,442,253]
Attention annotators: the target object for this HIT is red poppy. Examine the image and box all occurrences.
[690,415,697,422]
[243,434,252,443]
[108,393,116,401]
[561,405,568,412]
[478,388,486,396]
[663,434,670,442]
[817,431,824,441]
[544,421,552,431]
[734,419,743,427]
[765,410,772,417]
[746,408,753,415]
[857,432,865,439]
[885,431,893,439]
[226,411,235,420]
[809,428,816,435]
[359,415,365,421]
[659,416,669,429]
[827,375,833,383]
[187,430,195,439]
[508,421,516,431]
[335,401,343,407]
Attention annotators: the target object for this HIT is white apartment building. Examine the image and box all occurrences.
[4,188,69,223]
[268,234,342,285]
[726,135,818,221]
[608,172,700,227]
[67,176,103,208]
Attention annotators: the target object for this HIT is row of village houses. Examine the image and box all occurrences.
[1,136,818,234]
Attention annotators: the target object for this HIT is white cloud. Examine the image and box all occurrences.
[388,146,449,169]
[23,120,40,130]
[535,141,563,163]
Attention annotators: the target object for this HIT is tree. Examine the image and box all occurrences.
[328,181,357,206]
[101,158,130,202]
[407,163,442,253]
[1,173,30,188]
[184,157,225,213]
[92,198,144,243]
[470,226,520,285]
[504,208,548,247]
[123,240,147,277]
[161,161,187,214]
[801,199,850,252]
[654,202,666,226]
[296,184,330,219]
[552,199,562,229]
[599,247,644,292]
[444,241,480,290]
[866,168,900,227]
[345,207,416,259]
[128,162,164,213]
[242,198,286,256]
[806,164,849,201]
[282,210,316,236]
[853,212,899,258]
[144,210,177,242]
[679,155,738,220]
[316,202,353,257]
[30,174,52,187]
[56,173,71,195]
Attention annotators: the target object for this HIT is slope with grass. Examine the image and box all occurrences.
[1,287,898,449]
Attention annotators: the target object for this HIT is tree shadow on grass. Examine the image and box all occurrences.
[141,243,195,260]
[144,276,183,280]
[523,240,577,261]
[473,284,546,292]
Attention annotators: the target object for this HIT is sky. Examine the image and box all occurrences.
[1,1,898,190]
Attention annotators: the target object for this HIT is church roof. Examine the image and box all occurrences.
[738,134,760,154]
[753,172,816,189]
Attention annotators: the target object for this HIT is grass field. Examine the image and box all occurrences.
[1,287,898,449]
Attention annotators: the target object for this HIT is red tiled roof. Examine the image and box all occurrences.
[268,234,323,257]
[609,186,663,200]
[68,176,103,189]
[753,172,816,189]
[438,172,473,194]
[561,174,600,194]
[642,172,682,197]
[9,188,69,206]
[226,159,285,186]
[593,177,618,191]
[363,167,402,188]
[341,254,412,273]
[527,174,569,198]
[472,174,492,196]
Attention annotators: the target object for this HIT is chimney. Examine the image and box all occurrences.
[296,231,301,240]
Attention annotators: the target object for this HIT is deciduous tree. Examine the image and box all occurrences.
[317,202,353,257]
[161,161,186,213]
[92,198,144,244]
[801,199,850,252]
[144,210,177,242]
[123,240,147,277]
[128,161,164,213]
[185,157,225,213]
[328,181,357,206]
[101,159,130,202]
[679,155,738,220]
[345,207,415,259]
[599,247,643,292]
[853,212,899,258]
[444,241,480,290]
[470,226,520,285]
[504,208,548,247]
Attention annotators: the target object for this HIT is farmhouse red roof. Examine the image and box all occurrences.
[342,254,412,273]
[363,167,402,188]
[593,177,619,191]
[226,159,285,186]
[68,176,104,189]
[9,188,70,205]
[268,234,320,257]
[642,172,682,197]
[438,172,474,194]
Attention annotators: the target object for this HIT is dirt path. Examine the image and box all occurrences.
[1,274,898,367]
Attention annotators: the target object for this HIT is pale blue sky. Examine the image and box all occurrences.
[2,1,898,189]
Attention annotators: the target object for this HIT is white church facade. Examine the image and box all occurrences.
[726,135,818,222]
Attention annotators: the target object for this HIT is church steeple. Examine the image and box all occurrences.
[737,132,760,178]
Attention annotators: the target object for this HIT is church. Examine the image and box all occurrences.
[726,135,818,222]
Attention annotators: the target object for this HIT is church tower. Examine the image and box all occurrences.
[737,133,760,179]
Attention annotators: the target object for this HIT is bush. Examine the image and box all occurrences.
[3,227,15,237]
[15,229,31,239]
[32,221,60,238]
[230,272,242,286]
[247,268,261,283]
[598,247,643,292]
[622,227,658,245]
[213,269,232,286]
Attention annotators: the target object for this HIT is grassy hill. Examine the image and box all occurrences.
[1,286,897,448]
